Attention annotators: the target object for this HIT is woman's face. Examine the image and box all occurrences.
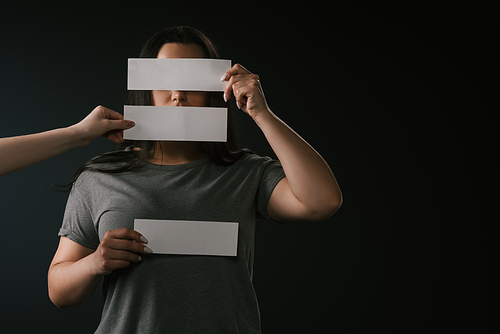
[152,43,208,107]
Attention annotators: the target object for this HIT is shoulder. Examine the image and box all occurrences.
[235,152,280,168]
[72,162,126,193]
[226,152,284,179]
[70,170,103,199]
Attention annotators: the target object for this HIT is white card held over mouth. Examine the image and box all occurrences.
[134,219,239,256]
[123,105,227,142]
[128,58,231,91]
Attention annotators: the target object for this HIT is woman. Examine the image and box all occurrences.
[48,26,342,333]
[0,106,134,177]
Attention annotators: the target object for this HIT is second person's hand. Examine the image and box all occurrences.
[71,105,135,146]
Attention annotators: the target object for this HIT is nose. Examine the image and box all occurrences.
[171,90,187,105]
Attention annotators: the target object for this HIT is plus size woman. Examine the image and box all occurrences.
[48,26,342,333]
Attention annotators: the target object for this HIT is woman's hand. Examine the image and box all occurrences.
[72,105,135,146]
[90,228,152,276]
[221,64,270,120]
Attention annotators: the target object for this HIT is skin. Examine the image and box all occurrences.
[0,105,135,177]
[48,43,343,308]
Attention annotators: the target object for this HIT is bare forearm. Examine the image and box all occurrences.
[0,105,135,177]
[254,110,342,211]
[0,126,82,177]
[48,254,102,308]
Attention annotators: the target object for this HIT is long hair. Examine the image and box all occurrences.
[69,26,248,185]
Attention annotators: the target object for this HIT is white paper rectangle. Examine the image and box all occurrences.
[123,105,227,142]
[134,219,239,256]
[128,58,231,91]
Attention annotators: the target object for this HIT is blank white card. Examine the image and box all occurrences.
[128,58,231,91]
[134,219,239,256]
[123,105,227,142]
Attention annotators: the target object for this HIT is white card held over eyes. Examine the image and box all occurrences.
[123,105,227,142]
[134,219,239,256]
[128,58,231,91]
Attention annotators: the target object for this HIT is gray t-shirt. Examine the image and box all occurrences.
[59,153,285,334]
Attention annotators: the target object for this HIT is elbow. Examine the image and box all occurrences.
[52,301,67,309]
[48,285,72,309]
[48,280,84,309]
[48,291,66,309]
[48,273,66,309]
[308,193,343,222]
[49,290,80,309]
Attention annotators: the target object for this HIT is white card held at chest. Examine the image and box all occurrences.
[128,58,231,91]
[134,219,239,256]
[123,105,227,142]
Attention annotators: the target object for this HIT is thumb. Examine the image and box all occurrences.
[107,119,135,130]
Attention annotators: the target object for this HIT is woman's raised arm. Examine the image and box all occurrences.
[222,64,342,223]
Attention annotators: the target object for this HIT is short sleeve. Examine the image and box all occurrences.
[58,184,100,249]
[256,157,285,221]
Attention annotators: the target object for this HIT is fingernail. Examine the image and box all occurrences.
[221,73,228,81]
[126,121,135,127]
[140,236,148,244]
[138,256,142,261]
[236,101,241,109]
[223,93,228,102]
[144,246,153,254]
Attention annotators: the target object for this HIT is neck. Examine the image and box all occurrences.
[148,141,206,165]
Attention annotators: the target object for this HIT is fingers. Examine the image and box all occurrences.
[220,64,269,117]
[98,106,135,130]
[221,64,253,103]
[232,75,261,109]
[78,105,135,145]
[103,130,123,144]
[94,228,152,275]
[222,75,261,110]
[101,119,135,143]
[91,105,134,129]
[90,106,135,143]
[98,106,123,121]
[221,63,251,82]
[105,228,150,247]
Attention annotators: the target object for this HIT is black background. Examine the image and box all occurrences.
[0,1,498,333]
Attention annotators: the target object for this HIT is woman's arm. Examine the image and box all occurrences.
[222,65,342,223]
[48,237,103,308]
[48,229,151,308]
[0,105,135,177]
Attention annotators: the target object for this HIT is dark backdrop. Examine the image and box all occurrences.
[1,2,497,333]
